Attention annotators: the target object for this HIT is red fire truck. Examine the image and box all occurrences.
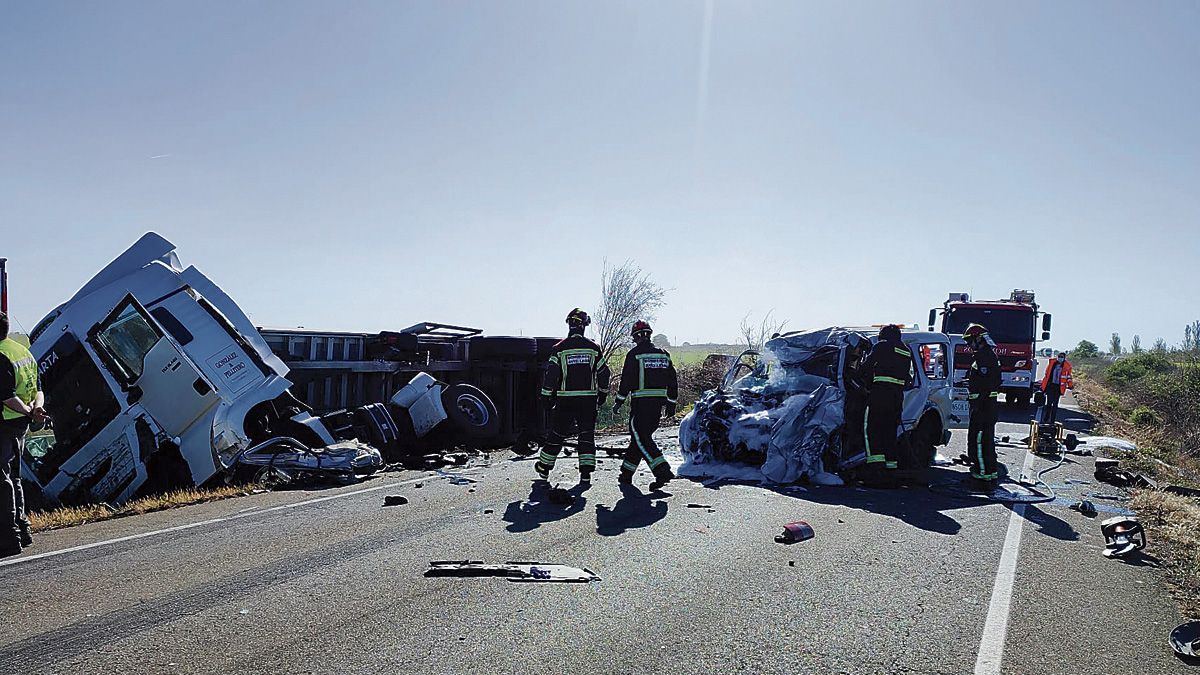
[928,290,1052,407]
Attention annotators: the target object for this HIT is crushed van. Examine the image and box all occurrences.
[679,327,965,484]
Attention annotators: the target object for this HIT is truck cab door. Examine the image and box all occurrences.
[948,335,970,428]
[89,295,220,438]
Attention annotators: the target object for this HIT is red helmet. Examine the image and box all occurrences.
[631,320,653,338]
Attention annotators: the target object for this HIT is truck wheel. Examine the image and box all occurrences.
[467,336,538,360]
[442,384,501,438]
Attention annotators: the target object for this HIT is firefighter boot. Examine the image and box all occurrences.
[648,465,675,492]
[18,521,32,548]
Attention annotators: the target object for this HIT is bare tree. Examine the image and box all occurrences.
[739,310,789,352]
[1153,337,1168,353]
[1131,334,1142,354]
[1110,332,1122,356]
[594,260,667,364]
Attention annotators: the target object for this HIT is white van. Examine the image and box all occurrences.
[24,233,360,505]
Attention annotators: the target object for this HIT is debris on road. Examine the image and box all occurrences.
[424,560,600,583]
[686,503,712,509]
[774,521,815,544]
[436,469,480,485]
[1170,621,1200,660]
[1070,500,1098,517]
[1101,516,1147,559]
[232,438,383,489]
[383,495,409,506]
[1095,463,1156,490]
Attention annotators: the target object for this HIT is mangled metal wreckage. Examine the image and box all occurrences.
[679,327,963,484]
[23,233,548,506]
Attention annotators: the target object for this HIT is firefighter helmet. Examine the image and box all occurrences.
[878,324,902,343]
[631,320,653,339]
[566,308,591,328]
[963,323,988,340]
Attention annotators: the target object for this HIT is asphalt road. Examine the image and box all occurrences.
[0,396,1192,674]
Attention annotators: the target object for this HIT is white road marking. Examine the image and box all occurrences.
[0,475,428,569]
[974,449,1039,675]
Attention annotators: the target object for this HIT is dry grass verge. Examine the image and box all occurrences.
[1130,489,1200,618]
[29,484,260,533]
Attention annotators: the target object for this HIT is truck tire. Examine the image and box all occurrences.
[467,336,538,360]
[442,383,501,438]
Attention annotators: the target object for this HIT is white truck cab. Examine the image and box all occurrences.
[25,233,336,505]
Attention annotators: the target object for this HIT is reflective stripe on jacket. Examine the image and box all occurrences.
[541,334,611,397]
[616,342,678,403]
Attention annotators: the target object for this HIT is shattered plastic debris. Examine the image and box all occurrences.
[383,495,409,506]
[774,521,815,544]
[1079,436,1138,453]
[686,503,713,509]
[424,560,600,583]
[1170,621,1200,660]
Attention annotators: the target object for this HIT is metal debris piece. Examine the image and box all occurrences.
[383,495,409,506]
[687,503,713,509]
[775,521,815,544]
[424,560,600,583]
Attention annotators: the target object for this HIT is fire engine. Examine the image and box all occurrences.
[928,290,1052,407]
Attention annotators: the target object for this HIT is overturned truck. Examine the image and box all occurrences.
[24,233,554,506]
[679,327,966,484]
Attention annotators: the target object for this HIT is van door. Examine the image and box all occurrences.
[89,295,220,438]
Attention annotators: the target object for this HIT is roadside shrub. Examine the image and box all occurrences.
[1106,351,1174,386]
[1129,406,1162,428]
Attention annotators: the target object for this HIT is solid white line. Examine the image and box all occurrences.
[0,475,428,569]
[974,450,1038,675]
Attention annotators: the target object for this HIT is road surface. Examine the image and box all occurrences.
[0,396,1190,674]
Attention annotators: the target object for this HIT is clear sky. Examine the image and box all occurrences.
[2,1,1197,350]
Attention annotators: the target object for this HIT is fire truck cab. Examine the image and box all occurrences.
[928,290,1052,407]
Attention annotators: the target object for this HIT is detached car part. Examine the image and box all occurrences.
[424,560,600,583]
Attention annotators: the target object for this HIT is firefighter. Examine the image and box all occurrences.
[860,325,913,487]
[964,323,1003,485]
[1039,351,1073,425]
[0,312,42,557]
[536,308,611,484]
[841,336,872,456]
[613,321,678,491]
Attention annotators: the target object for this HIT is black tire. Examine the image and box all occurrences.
[442,383,501,438]
[467,336,538,360]
[915,413,943,466]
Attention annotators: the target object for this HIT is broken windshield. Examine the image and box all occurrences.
[944,307,1035,344]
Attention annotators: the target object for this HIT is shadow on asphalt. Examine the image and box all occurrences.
[594,486,669,536]
[502,482,589,533]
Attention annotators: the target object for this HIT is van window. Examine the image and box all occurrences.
[918,343,948,380]
[93,301,162,382]
[150,307,194,346]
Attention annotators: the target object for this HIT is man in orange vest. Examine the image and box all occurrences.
[1039,351,1074,425]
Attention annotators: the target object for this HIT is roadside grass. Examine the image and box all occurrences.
[29,484,260,533]
[1071,352,1200,618]
[1130,489,1200,618]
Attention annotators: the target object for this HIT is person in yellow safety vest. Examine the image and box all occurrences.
[613,320,678,492]
[0,312,45,557]
[964,323,1003,485]
[536,308,611,485]
[1039,351,1074,425]
[860,325,913,487]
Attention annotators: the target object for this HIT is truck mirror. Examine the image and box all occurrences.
[1041,331,1050,341]
[927,309,937,331]
[1042,313,1052,331]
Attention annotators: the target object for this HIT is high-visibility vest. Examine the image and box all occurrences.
[0,338,38,421]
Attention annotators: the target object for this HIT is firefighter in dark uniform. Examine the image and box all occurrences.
[841,336,872,456]
[613,321,678,491]
[964,323,1002,485]
[860,325,913,487]
[537,309,611,484]
[0,312,42,557]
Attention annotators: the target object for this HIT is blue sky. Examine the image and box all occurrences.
[2,1,1197,349]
